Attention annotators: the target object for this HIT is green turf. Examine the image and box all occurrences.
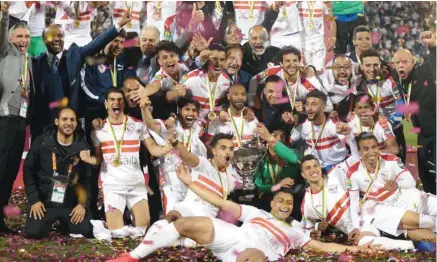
[403,119,417,146]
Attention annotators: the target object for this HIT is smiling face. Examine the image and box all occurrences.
[44,25,65,54]
[393,50,415,80]
[264,81,284,105]
[105,36,125,58]
[105,91,125,118]
[140,29,159,55]
[305,97,325,121]
[249,26,268,56]
[9,26,30,55]
[333,56,352,84]
[358,137,380,166]
[55,108,77,137]
[227,85,247,111]
[158,49,180,76]
[207,50,227,78]
[211,138,234,168]
[355,100,374,124]
[225,48,243,75]
[179,103,198,128]
[224,24,243,45]
[353,31,371,52]
[360,56,381,81]
[270,191,293,221]
[280,53,300,76]
[301,158,323,184]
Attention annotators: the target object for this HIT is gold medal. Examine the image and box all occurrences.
[74,20,80,28]
[21,87,27,97]
[112,158,121,167]
[208,111,217,121]
[127,21,133,29]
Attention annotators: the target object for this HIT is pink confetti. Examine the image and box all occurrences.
[271,184,282,192]
[3,205,21,217]
[342,87,355,95]
[396,102,419,114]
[274,97,289,105]
[142,240,154,245]
[107,205,115,213]
[408,163,416,167]
[235,181,243,189]
[233,249,241,257]
[424,80,429,86]
[49,97,68,109]
[409,127,421,134]
[359,95,369,104]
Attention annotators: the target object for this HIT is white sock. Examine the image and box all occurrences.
[111,226,129,238]
[130,222,180,259]
[358,236,414,250]
[145,219,169,238]
[419,214,436,231]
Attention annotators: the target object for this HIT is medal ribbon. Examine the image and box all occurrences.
[73,2,80,26]
[206,75,217,115]
[405,82,412,105]
[181,128,193,152]
[228,108,244,148]
[156,1,162,9]
[268,160,280,184]
[310,178,327,219]
[284,72,299,111]
[310,119,327,152]
[21,54,28,97]
[359,159,381,207]
[367,83,380,106]
[248,1,255,19]
[212,160,229,200]
[110,58,117,88]
[52,152,73,176]
[307,0,315,29]
[108,116,127,161]
[358,118,375,133]
[215,0,221,13]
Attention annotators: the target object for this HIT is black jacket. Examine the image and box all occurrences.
[242,42,280,76]
[392,47,436,137]
[24,126,90,208]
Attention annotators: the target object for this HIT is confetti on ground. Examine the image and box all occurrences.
[396,102,419,114]
[49,97,69,109]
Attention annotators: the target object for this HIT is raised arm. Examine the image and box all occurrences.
[170,134,201,167]
[139,96,161,134]
[0,2,11,57]
[176,164,241,217]
[142,137,172,157]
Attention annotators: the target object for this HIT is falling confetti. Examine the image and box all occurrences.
[408,163,416,167]
[107,205,115,213]
[233,249,241,257]
[3,205,21,217]
[359,95,369,104]
[396,102,419,114]
[49,97,69,109]
[271,184,282,192]
[424,80,429,86]
[409,127,421,134]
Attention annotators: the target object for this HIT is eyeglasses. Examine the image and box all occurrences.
[333,65,351,71]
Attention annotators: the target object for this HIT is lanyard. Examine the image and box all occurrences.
[310,178,327,219]
[163,70,179,85]
[268,160,280,184]
[107,116,127,160]
[360,159,381,207]
[212,160,229,200]
[181,128,192,152]
[21,54,28,97]
[306,0,315,30]
[248,1,255,20]
[310,119,327,151]
[367,83,380,106]
[215,0,222,13]
[284,73,299,111]
[206,75,217,113]
[52,152,73,177]
[228,108,245,148]
[405,82,412,105]
[358,119,375,133]
[110,58,117,88]
[123,1,133,11]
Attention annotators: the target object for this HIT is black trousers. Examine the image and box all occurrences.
[0,117,26,225]
[333,16,367,54]
[417,135,436,194]
[393,125,407,164]
[26,207,93,239]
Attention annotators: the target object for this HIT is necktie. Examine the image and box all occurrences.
[52,55,59,74]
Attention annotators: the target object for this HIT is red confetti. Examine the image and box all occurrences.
[142,240,154,245]
[396,102,419,114]
[3,205,21,217]
[409,127,421,134]
[271,184,282,192]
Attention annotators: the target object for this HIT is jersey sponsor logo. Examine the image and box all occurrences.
[328,184,338,193]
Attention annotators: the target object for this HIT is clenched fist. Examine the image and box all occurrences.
[80,150,92,164]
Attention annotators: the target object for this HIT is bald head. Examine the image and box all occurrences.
[393,49,415,79]
[227,84,247,110]
[43,24,65,55]
[249,25,269,56]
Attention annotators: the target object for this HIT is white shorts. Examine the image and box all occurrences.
[207,218,256,262]
[302,39,326,71]
[103,186,148,213]
[161,186,187,215]
[271,33,302,50]
[173,199,218,218]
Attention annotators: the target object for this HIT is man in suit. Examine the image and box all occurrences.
[30,9,133,138]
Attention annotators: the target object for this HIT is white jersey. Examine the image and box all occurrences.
[91,116,150,190]
[151,63,190,93]
[207,114,259,149]
[181,69,232,124]
[233,1,269,43]
[347,154,417,206]
[301,166,358,234]
[270,1,301,49]
[297,1,328,42]
[180,157,241,218]
[347,115,395,157]
[27,2,46,37]
[291,118,348,168]
[365,77,401,123]
[238,205,312,261]
[7,1,32,21]
[146,1,177,40]
[54,1,92,48]
[110,1,145,34]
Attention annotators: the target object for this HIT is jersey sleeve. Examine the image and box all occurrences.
[140,123,151,141]
[391,158,416,189]
[238,204,260,222]
[300,197,315,234]
[289,226,312,250]
[206,119,220,139]
[90,130,101,147]
[151,72,166,90]
[191,156,208,172]
[289,123,303,143]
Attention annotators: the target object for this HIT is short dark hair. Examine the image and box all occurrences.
[177,97,200,112]
[265,75,284,85]
[299,154,320,169]
[210,133,234,148]
[354,93,375,108]
[279,46,301,63]
[225,44,243,55]
[359,49,381,64]
[355,132,378,150]
[123,76,141,87]
[105,87,124,100]
[353,25,372,40]
[272,187,294,199]
[156,40,180,58]
[56,107,76,119]
[117,28,127,38]
[209,43,226,53]
[306,90,327,104]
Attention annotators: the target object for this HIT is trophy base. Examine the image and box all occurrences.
[231,189,257,205]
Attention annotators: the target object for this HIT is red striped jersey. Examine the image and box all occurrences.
[233,1,269,43]
[110,1,145,34]
[297,1,329,41]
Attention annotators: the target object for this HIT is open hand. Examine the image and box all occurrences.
[118,8,133,27]
[384,180,398,191]
[1,1,11,13]
[176,163,193,186]
[70,204,86,225]
[30,201,46,220]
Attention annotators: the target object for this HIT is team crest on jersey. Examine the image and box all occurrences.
[126,123,134,133]
[98,64,107,74]
[328,184,338,193]
[154,74,164,81]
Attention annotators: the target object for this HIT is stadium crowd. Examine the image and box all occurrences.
[0,1,436,261]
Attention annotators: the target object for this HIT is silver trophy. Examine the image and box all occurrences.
[233,145,267,192]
